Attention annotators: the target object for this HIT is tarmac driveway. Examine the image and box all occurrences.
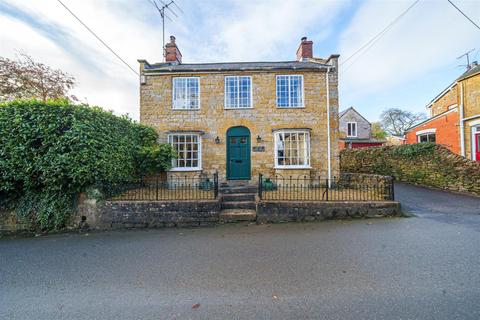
[1,183,480,319]
[395,182,480,230]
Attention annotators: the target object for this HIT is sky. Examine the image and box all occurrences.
[1,0,479,121]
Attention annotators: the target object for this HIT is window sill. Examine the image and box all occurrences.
[274,166,312,170]
[276,106,305,109]
[224,107,254,110]
[169,167,203,172]
[171,108,200,111]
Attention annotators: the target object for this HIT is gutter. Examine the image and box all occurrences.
[460,83,465,157]
[326,67,332,187]
[142,67,329,76]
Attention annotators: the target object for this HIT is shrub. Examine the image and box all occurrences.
[0,100,174,230]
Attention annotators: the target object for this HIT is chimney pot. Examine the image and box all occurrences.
[301,36,307,41]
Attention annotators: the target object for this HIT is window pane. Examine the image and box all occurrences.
[276,76,288,107]
[169,134,200,168]
[225,76,251,108]
[277,75,303,107]
[173,78,199,109]
[275,131,310,167]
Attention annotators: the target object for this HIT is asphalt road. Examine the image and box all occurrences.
[1,183,480,320]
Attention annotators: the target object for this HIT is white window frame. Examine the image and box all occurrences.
[172,77,200,110]
[471,124,480,161]
[224,76,253,109]
[168,133,202,171]
[274,129,311,169]
[276,75,305,108]
[417,133,436,143]
[346,122,357,137]
[416,128,436,143]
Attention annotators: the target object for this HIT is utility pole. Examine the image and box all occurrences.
[457,48,475,70]
[149,0,182,62]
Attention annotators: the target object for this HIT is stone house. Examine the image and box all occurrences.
[338,107,385,149]
[138,36,340,182]
[405,63,480,161]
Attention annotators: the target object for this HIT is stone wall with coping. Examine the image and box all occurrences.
[257,201,402,223]
[75,195,221,229]
[341,144,480,196]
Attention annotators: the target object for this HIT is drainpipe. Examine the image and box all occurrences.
[460,82,465,157]
[326,67,332,187]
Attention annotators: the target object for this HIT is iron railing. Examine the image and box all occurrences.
[105,173,219,201]
[258,173,394,201]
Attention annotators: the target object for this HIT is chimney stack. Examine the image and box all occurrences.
[296,36,313,61]
[165,35,182,64]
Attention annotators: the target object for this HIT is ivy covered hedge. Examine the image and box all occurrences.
[340,143,480,196]
[0,100,174,230]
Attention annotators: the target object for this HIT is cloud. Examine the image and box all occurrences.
[0,1,104,73]
[0,0,350,119]
[338,0,480,100]
[174,0,349,62]
[4,0,477,122]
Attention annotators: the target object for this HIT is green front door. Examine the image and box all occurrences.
[227,126,251,180]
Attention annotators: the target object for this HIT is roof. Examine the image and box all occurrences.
[339,106,371,124]
[457,64,480,81]
[139,60,331,73]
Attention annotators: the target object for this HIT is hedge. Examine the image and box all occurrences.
[340,143,480,196]
[0,100,174,230]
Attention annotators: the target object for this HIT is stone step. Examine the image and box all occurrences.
[219,209,256,223]
[222,193,256,202]
[219,185,258,194]
[221,201,256,210]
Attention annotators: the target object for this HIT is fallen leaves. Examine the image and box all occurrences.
[192,303,200,309]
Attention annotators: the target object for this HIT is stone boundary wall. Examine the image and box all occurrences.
[340,144,480,196]
[75,196,221,229]
[2,195,403,236]
[257,201,402,223]
[0,209,30,234]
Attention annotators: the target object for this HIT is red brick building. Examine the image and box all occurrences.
[405,65,480,161]
[405,108,460,154]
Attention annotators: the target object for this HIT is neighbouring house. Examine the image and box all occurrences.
[385,135,406,146]
[405,63,480,161]
[338,107,385,149]
[138,36,340,183]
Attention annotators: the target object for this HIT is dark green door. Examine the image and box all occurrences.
[227,126,251,180]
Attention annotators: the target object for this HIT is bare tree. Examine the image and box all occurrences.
[0,53,77,102]
[380,108,427,136]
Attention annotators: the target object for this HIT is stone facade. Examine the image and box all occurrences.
[429,83,458,117]
[138,37,340,182]
[460,72,480,160]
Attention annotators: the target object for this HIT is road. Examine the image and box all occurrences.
[1,183,480,319]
